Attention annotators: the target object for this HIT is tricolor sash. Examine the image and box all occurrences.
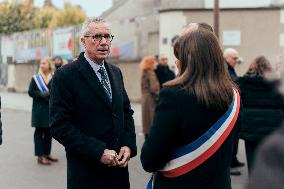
[147,89,240,189]
[33,74,49,93]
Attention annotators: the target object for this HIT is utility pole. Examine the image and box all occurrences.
[214,0,220,38]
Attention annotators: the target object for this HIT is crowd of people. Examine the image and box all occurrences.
[140,21,284,188]
[1,17,284,189]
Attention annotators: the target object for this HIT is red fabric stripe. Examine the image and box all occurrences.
[162,92,240,178]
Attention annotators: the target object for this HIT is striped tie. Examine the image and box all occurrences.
[98,66,112,101]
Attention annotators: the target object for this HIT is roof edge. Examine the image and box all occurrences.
[100,0,128,18]
[159,6,284,13]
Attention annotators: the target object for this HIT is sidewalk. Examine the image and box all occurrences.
[0,91,142,128]
[0,91,32,111]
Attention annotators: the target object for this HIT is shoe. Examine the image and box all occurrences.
[231,159,245,168]
[37,156,51,165]
[45,155,58,162]
[230,170,241,176]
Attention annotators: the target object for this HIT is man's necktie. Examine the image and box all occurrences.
[98,66,112,101]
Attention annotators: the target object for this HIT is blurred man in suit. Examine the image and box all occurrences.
[155,55,175,88]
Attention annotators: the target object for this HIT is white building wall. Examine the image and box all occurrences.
[7,64,15,91]
[159,11,187,71]
[102,0,159,59]
[0,36,14,64]
[160,8,284,76]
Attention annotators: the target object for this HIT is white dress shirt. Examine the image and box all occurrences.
[84,53,112,99]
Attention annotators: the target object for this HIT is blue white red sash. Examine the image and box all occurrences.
[33,74,49,93]
[147,89,240,189]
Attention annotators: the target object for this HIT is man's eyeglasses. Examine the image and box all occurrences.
[84,34,114,42]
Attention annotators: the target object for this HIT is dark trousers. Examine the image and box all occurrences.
[245,140,260,174]
[231,123,241,165]
[34,128,52,156]
[231,136,239,163]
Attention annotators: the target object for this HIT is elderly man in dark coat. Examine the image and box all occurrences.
[155,55,175,88]
[50,17,137,189]
[224,48,245,175]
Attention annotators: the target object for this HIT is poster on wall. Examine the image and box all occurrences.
[110,42,135,59]
[53,27,73,59]
[223,31,241,46]
[15,47,48,63]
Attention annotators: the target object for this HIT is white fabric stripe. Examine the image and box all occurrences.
[33,75,49,93]
[38,75,49,92]
[161,90,238,171]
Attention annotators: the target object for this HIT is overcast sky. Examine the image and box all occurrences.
[1,0,113,17]
[38,0,113,17]
[1,0,277,16]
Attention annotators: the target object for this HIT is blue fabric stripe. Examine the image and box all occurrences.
[146,176,153,189]
[169,93,236,160]
[35,74,48,93]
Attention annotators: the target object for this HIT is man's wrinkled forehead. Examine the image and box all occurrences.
[89,22,111,34]
[229,51,239,58]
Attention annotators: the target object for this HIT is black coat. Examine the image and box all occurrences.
[238,75,284,142]
[0,96,2,145]
[155,65,175,88]
[141,86,240,189]
[28,77,51,128]
[226,62,238,82]
[49,52,137,189]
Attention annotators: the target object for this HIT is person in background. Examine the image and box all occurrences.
[181,22,214,35]
[28,58,58,165]
[224,48,239,82]
[54,56,64,70]
[141,56,160,139]
[224,48,245,174]
[238,56,284,173]
[155,55,175,88]
[246,123,284,189]
[0,96,2,145]
[141,28,241,189]
[246,57,284,188]
[49,17,136,189]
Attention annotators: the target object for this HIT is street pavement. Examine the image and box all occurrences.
[0,91,248,189]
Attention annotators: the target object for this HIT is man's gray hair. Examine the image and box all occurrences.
[223,48,238,59]
[80,17,106,37]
